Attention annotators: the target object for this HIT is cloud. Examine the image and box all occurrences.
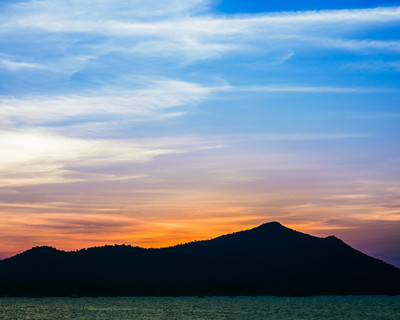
[0,80,218,125]
[345,60,400,72]
[226,133,370,141]
[4,3,400,34]
[0,129,220,187]
[0,58,48,71]
[1,3,399,71]
[0,80,389,128]
[229,85,395,93]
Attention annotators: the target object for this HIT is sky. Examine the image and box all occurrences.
[0,0,400,266]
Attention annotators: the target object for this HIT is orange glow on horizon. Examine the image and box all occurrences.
[0,212,266,259]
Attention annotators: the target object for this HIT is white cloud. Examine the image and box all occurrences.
[0,58,48,71]
[1,3,400,68]
[0,80,219,125]
[0,81,388,127]
[0,129,219,187]
[3,0,208,23]
[229,85,395,93]
[4,4,400,34]
[315,37,400,53]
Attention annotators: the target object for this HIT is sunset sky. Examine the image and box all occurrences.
[0,0,400,267]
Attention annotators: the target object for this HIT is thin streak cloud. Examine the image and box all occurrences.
[230,85,395,93]
[0,59,48,71]
[0,80,216,125]
[225,133,370,141]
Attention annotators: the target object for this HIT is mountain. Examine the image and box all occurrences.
[0,222,399,297]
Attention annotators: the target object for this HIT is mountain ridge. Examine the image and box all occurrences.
[1,221,346,258]
[1,222,399,297]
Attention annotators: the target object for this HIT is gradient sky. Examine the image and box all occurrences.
[0,0,400,266]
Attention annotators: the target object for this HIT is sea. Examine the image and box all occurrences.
[0,296,399,319]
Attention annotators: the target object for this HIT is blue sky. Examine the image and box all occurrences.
[0,0,400,266]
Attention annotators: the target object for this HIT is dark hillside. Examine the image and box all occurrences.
[1,222,399,297]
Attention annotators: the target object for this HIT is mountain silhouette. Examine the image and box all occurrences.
[0,222,399,297]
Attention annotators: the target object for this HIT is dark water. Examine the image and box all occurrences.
[0,296,399,319]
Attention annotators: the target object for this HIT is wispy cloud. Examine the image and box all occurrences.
[0,80,218,125]
[345,60,400,72]
[1,3,399,71]
[4,4,400,35]
[0,129,220,187]
[229,85,395,93]
[0,58,48,71]
[0,81,389,128]
[225,132,370,141]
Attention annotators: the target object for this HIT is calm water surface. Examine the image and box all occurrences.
[0,296,399,319]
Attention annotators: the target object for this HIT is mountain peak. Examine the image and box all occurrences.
[257,221,285,228]
[250,221,298,235]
